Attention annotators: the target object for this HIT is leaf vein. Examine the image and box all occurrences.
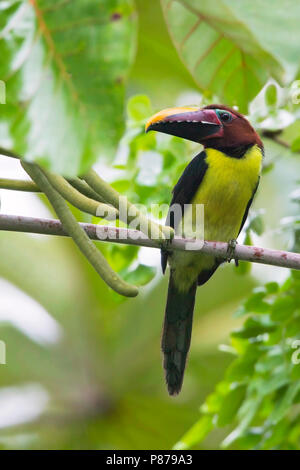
[193,34,223,74]
[29,0,84,110]
[206,45,237,90]
[179,17,202,52]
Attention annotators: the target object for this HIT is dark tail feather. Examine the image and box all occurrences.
[161,273,197,395]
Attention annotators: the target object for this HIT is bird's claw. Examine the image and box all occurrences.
[160,236,172,251]
[226,239,238,265]
[158,225,174,250]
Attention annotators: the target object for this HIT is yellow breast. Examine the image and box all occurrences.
[182,145,262,242]
[171,145,262,292]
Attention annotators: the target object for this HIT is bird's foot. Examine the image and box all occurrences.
[226,239,238,266]
[159,225,174,250]
[160,237,172,251]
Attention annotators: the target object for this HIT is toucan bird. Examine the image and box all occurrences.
[146,104,263,395]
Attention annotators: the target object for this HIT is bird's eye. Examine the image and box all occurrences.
[215,109,233,123]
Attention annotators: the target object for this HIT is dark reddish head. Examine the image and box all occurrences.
[146,104,262,150]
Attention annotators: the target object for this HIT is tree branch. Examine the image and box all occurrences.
[1,214,299,271]
[261,130,296,152]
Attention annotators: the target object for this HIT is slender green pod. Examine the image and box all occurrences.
[0,178,40,192]
[67,177,106,203]
[21,162,138,298]
[40,169,119,220]
[83,169,174,241]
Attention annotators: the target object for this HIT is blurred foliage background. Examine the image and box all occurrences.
[0,0,300,450]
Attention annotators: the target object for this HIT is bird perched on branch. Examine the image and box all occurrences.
[146,104,263,395]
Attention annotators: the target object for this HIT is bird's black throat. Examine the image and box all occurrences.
[215,143,255,159]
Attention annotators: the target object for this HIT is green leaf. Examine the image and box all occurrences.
[262,161,275,174]
[111,179,132,193]
[167,136,188,161]
[173,415,213,450]
[260,419,290,449]
[217,384,247,426]
[232,316,277,339]
[265,83,278,108]
[226,353,257,382]
[249,213,265,236]
[265,282,279,294]
[234,429,262,449]
[127,95,152,121]
[236,232,252,276]
[179,273,300,450]
[271,296,296,322]
[244,291,270,314]
[269,382,300,425]
[124,264,156,286]
[292,270,300,281]
[255,352,283,374]
[105,244,138,272]
[222,394,262,448]
[0,0,137,175]
[244,231,253,246]
[160,0,300,111]
[252,368,290,396]
[235,260,251,276]
[226,0,300,76]
[201,380,230,414]
[291,136,300,153]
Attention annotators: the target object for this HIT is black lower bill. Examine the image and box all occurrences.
[147,121,221,143]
